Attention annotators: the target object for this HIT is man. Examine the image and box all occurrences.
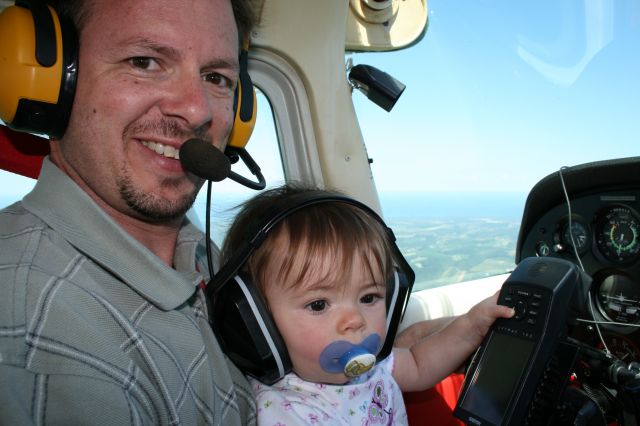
[0,0,257,424]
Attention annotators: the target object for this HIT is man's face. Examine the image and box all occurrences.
[53,0,239,223]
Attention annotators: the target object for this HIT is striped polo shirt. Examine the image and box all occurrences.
[0,159,256,425]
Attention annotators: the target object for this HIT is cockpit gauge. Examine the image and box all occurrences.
[596,274,640,324]
[595,206,640,263]
[561,219,590,255]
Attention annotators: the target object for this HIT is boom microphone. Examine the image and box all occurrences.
[179,138,231,182]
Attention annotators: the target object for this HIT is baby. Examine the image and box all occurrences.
[218,185,513,425]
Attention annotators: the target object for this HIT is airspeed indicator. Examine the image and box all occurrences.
[596,206,640,263]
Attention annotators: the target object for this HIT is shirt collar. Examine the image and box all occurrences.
[22,158,206,310]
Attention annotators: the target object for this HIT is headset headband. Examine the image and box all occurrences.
[208,192,415,296]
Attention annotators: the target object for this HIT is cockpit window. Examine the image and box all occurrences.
[0,157,35,209]
[350,0,638,291]
[197,90,285,245]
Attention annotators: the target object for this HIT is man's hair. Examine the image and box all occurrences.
[231,0,259,44]
[46,0,91,32]
[47,0,258,43]
[220,185,396,297]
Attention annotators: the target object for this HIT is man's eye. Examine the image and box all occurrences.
[306,300,327,312]
[203,72,233,89]
[130,57,156,70]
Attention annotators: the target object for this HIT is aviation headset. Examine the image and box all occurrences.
[208,191,415,384]
[0,0,256,147]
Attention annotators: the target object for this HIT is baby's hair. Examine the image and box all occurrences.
[220,184,396,298]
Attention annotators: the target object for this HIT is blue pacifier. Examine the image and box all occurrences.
[319,334,381,378]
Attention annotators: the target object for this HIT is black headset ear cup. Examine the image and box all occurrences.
[0,1,78,138]
[377,268,412,361]
[211,273,292,385]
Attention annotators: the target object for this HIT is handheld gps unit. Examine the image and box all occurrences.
[454,257,590,426]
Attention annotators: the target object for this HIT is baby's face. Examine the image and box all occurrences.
[264,250,388,384]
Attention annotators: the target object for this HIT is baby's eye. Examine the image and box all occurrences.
[361,293,382,304]
[306,300,327,313]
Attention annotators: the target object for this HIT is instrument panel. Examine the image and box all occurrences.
[516,157,640,363]
[544,203,640,268]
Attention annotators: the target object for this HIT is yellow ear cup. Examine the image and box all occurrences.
[227,41,256,149]
[227,76,257,149]
[0,4,64,125]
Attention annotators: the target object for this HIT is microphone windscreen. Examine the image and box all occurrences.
[179,139,231,182]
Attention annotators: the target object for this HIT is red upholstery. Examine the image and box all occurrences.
[405,373,465,426]
[0,126,49,178]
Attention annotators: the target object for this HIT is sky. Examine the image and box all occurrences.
[1,0,638,204]
[351,0,639,194]
[225,0,639,198]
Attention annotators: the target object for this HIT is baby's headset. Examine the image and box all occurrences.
[208,191,415,384]
[0,0,256,150]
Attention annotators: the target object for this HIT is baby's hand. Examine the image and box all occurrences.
[463,291,514,347]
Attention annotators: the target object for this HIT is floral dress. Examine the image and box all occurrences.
[250,352,408,425]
